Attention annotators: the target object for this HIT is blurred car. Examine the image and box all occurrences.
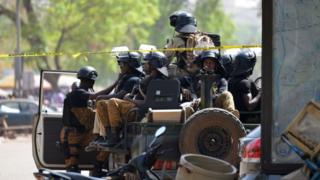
[0,98,55,127]
[239,125,261,179]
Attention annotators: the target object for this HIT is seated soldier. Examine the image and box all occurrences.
[221,54,234,80]
[95,51,169,148]
[228,51,261,113]
[180,50,239,117]
[87,52,144,146]
[60,66,108,177]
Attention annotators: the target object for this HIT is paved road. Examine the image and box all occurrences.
[0,135,38,180]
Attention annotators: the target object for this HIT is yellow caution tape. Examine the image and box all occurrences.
[0,44,261,59]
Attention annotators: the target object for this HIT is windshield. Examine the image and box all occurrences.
[40,71,78,114]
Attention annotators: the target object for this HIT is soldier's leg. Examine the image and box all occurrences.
[92,151,110,177]
[70,108,95,130]
[92,114,106,140]
[108,98,136,127]
[96,100,111,128]
[86,112,107,152]
[92,113,100,134]
[60,127,72,169]
[66,129,82,172]
[92,113,106,136]
[214,91,240,118]
[98,98,136,147]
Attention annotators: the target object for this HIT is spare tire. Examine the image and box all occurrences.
[179,108,246,166]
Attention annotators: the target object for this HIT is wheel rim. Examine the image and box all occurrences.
[197,126,232,158]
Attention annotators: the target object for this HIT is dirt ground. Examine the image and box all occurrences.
[0,134,38,180]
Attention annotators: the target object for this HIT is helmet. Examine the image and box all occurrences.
[175,12,197,33]
[231,51,256,77]
[221,54,233,78]
[194,50,225,75]
[77,66,98,80]
[169,10,186,27]
[143,51,169,77]
[116,52,144,74]
[194,50,219,67]
[221,54,233,65]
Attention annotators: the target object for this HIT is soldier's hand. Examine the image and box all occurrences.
[182,88,192,101]
[124,94,133,101]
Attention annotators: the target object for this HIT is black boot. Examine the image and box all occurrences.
[85,135,105,152]
[97,127,120,148]
[91,161,106,177]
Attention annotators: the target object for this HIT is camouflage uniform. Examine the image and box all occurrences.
[181,50,239,118]
[96,98,136,129]
[60,87,109,172]
[165,34,200,78]
[96,74,163,135]
[94,72,142,134]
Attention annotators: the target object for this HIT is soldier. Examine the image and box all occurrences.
[95,51,169,148]
[165,11,214,77]
[60,66,108,176]
[221,54,234,80]
[87,52,144,149]
[228,51,261,112]
[181,50,239,117]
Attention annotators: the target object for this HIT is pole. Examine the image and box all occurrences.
[14,0,23,97]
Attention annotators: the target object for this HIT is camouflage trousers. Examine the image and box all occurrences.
[96,98,136,132]
[70,107,95,130]
[182,91,239,118]
[92,113,106,136]
[214,91,239,118]
[60,127,109,169]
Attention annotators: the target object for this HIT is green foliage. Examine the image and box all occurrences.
[194,0,236,45]
[148,0,236,47]
[0,0,237,85]
[37,0,160,83]
[0,0,160,84]
[147,0,187,47]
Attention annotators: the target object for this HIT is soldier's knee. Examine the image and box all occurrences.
[108,98,118,105]
[96,100,104,109]
[220,91,233,99]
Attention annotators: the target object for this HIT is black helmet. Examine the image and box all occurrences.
[116,52,144,74]
[231,51,256,77]
[169,10,185,27]
[175,12,197,33]
[144,51,169,77]
[221,54,233,78]
[77,66,98,80]
[194,50,225,75]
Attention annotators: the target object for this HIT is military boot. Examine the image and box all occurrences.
[97,127,120,148]
[85,135,106,152]
[91,161,107,177]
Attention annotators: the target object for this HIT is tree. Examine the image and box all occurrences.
[194,0,236,45]
[148,0,236,48]
[148,0,187,47]
[0,0,159,88]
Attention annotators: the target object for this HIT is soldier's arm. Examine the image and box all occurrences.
[240,80,261,111]
[217,78,228,93]
[96,90,127,101]
[242,91,261,111]
[90,74,123,99]
[164,37,184,65]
